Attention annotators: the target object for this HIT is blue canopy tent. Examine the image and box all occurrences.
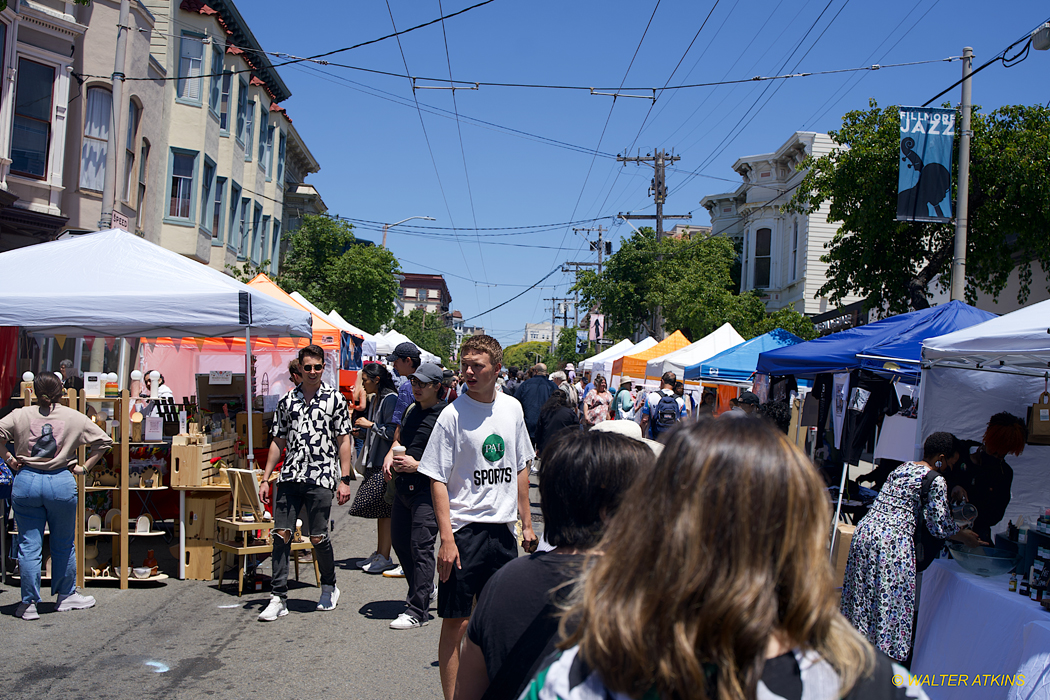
[684,328,803,384]
[756,301,996,382]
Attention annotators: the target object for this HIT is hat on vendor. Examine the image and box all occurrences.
[391,342,421,360]
[737,391,760,406]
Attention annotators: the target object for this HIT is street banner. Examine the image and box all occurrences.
[588,314,605,341]
[897,107,956,223]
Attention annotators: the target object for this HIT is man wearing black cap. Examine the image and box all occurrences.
[390,341,422,426]
[734,391,760,415]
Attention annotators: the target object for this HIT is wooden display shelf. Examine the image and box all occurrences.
[172,484,230,491]
[87,485,170,492]
[11,573,169,583]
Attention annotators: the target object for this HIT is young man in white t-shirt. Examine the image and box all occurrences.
[418,335,537,700]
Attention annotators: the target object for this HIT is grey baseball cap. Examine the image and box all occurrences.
[410,363,444,384]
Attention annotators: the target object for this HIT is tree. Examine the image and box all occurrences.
[553,326,583,367]
[502,341,552,371]
[574,228,815,341]
[791,100,1050,314]
[390,309,457,366]
[277,215,401,334]
[225,258,271,284]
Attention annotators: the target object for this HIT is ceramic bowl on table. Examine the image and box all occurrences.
[948,544,1021,577]
[132,567,152,579]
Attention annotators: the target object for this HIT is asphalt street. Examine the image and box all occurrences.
[0,479,543,700]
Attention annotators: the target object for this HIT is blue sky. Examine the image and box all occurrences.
[238,0,1050,346]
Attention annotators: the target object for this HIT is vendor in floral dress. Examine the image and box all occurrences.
[841,432,984,662]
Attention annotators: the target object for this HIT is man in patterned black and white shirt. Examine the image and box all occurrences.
[258,344,353,622]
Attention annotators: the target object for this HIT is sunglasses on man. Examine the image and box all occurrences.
[301,363,324,372]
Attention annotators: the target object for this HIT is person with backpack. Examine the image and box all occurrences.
[639,372,687,440]
[840,431,984,662]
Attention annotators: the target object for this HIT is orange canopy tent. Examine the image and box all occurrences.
[610,330,690,380]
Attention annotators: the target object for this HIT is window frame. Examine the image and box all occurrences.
[227,181,242,252]
[275,130,285,186]
[164,147,199,225]
[262,122,275,179]
[208,45,223,116]
[250,202,263,264]
[122,99,141,206]
[79,85,112,192]
[243,99,254,161]
[237,196,250,259]
[258,214,270,265]
[270,219,281,273]
[754,227,772,290]
[12,56,57,180]
[176,32,206,105]
[212,176,227,245]
[790,219,799,282]
[136,139,150,224]
[235,78,247,145]
[218,71,232,134]
[199,157,216,234]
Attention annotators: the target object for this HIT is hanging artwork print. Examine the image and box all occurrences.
[897,107,956,223]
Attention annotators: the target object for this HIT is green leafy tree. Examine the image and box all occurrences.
[390,309,457,366]
[502,341,552,370]
[574,228,815,341]
[277,215,401,334]
[553,326,584,367]
[791,100,1050,313]
[225,259,271,284]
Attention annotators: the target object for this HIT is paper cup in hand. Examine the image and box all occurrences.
[392,446,407,458]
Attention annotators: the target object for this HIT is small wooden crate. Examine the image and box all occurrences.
[171,439,236,487]
[185,493,231,540]
[183,539,221,581]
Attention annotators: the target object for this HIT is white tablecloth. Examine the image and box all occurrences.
[913,559,1050,700]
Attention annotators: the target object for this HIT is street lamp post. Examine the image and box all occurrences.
[381,215,436,247]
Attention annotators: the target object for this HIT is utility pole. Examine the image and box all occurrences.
[561,262,599,329]
[100,0,131,230]
[544,296,573,355]
[950,47,973,302]
[617,148,691,338]
[574,226,609,274]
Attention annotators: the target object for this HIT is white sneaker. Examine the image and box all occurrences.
[16,602,39,620]
[356,551,381,569]
[362,555,396,574]
[389,611,428,630]
[56,590,96,612]
[382,565,406,578]
[317,584,340,611]
[258,595,288,621]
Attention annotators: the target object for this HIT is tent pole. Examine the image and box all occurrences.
[245,327,253,469]
[829,460,851,557]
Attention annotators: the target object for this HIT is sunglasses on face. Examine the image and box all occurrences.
[410,378,437,388]
[302,364,324,372]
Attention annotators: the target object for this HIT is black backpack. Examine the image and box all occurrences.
[913,470,947,572]
[651,392,681,437]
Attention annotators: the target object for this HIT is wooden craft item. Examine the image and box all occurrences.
[139,466,159,489]
[87,514,102,532]
[131,412,144,442]
[135,514,152,534]
[226,468,266,522]
[104,509,122,532]
[84,543,100,571]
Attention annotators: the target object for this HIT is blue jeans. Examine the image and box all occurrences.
[12,467,78,603]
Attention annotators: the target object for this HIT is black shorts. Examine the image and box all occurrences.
[437,521,517,619]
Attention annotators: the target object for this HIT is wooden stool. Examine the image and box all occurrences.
[215,528,321,596]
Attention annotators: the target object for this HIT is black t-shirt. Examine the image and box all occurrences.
[467,552,586,694]
[945,439,1013,541]
[396,400,446,495]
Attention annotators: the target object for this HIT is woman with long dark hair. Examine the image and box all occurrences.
[534,389,578,456]
[524,417,921,700]
[0,373,112,620]
[349,362,399,573]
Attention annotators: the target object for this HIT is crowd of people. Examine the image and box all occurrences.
[13,331,1028,700]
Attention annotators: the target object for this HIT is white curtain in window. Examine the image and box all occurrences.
[80,88,112,191]
[179,37,203,100]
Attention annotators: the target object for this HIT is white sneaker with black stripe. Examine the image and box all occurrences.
[389,612,427,630]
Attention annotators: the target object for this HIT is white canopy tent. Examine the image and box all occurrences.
[0,229,312,339]
[0,229,313,581]
[287,292,378,357]
[580,338,641,379]
[375,329,441,365]
[645,323,745,380]
[919,298,1050,534]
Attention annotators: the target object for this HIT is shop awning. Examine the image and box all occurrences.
[611,330,690,379]
[645,323,744,379]
[685,328,803,382]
